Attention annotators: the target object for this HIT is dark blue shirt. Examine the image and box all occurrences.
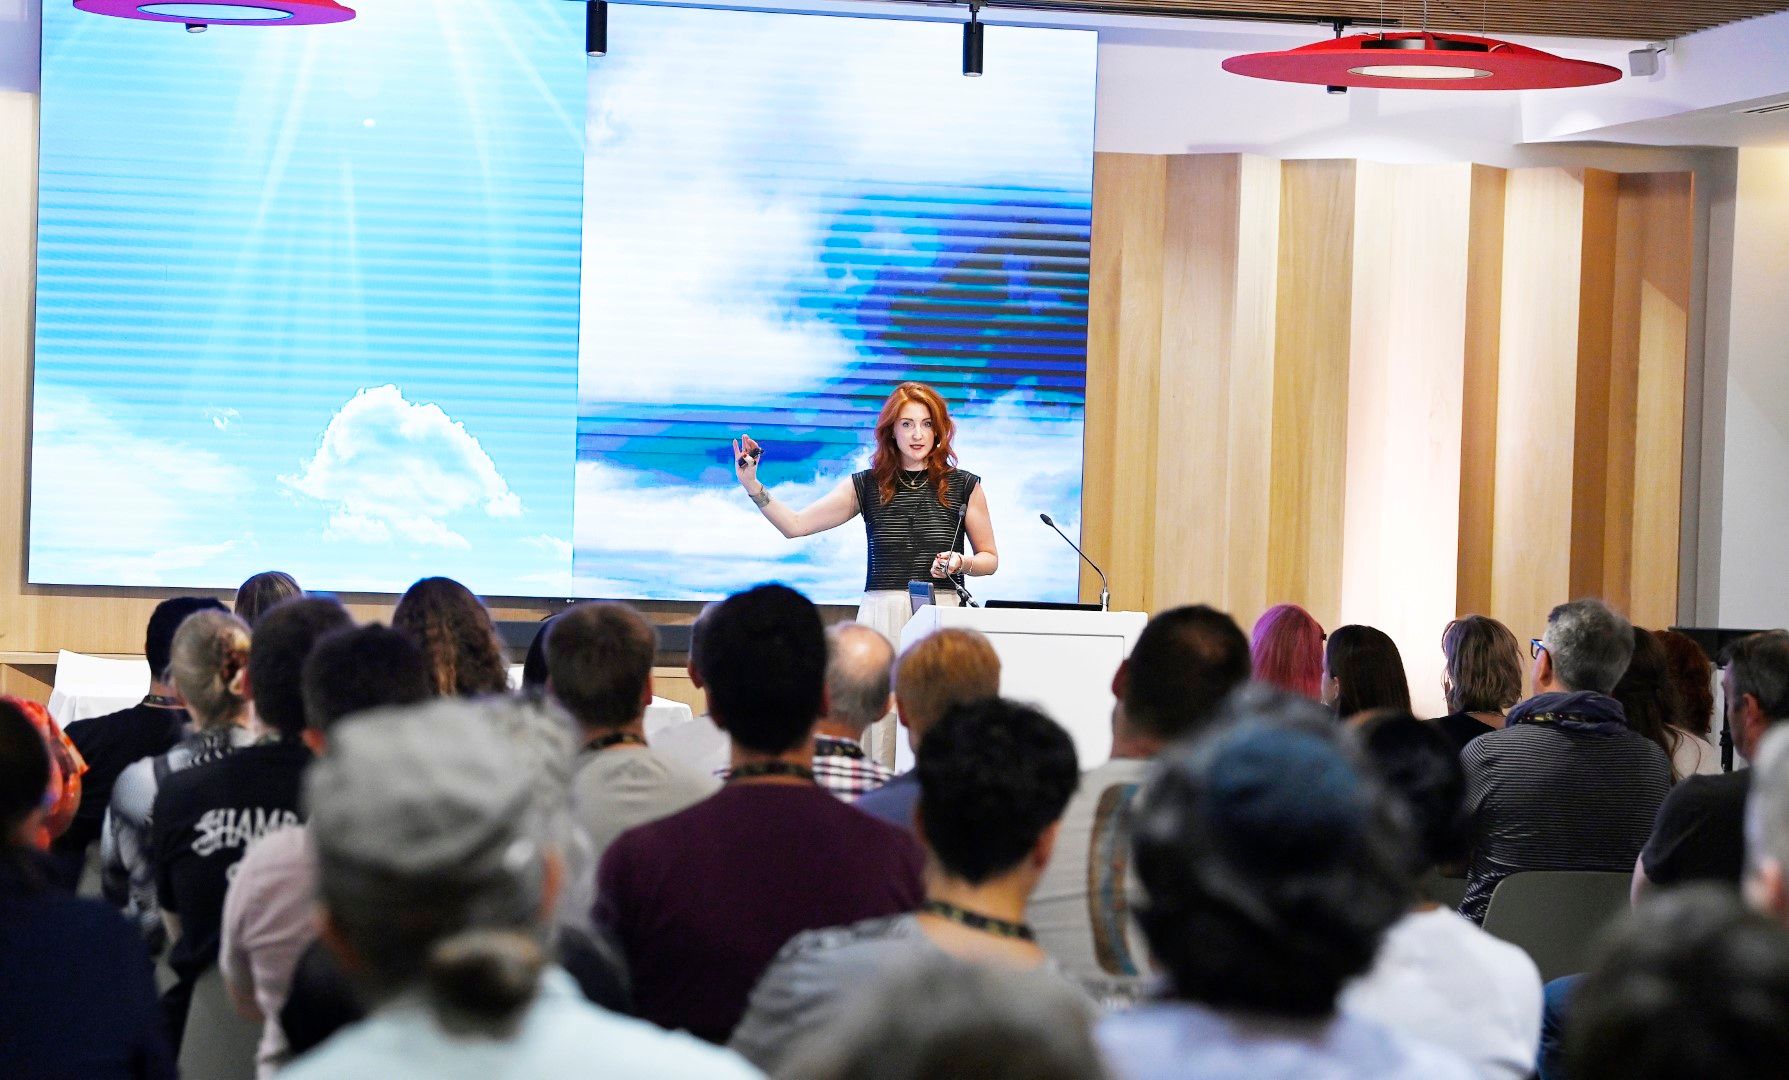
[852,771,920,833]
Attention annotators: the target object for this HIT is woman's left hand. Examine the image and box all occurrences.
[931,551,964,578]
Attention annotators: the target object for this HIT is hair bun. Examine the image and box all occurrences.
[423,929,546,1032]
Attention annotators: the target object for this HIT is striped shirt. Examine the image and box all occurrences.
[811,736,893,802]
[1460,702,1671,922]
[853,468,980,593]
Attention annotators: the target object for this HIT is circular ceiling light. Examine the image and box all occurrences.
[74,0,356,27]
[1223,31,1622,91]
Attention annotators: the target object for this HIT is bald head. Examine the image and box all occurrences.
[824,623,896,737]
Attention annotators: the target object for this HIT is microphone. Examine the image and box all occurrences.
[1040,512,1109,611]
[944,504,978,607]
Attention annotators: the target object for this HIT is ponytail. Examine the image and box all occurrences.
[422,928,547,1034]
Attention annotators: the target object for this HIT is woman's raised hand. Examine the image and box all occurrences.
[733,434,763,487]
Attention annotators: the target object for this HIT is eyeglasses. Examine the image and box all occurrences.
[1530,638,1548,659]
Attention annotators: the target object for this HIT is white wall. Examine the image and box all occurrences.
[1715,147,1789,630]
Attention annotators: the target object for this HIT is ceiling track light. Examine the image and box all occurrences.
[586,0,607,58]
[962,2,983,78]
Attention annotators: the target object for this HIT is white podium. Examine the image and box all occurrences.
[897,605,1148,772]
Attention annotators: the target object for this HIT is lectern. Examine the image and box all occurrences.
[897,605,1148,772]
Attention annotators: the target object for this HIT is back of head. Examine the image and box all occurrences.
[145,596,228,683]
[169,609,253,729]
[894,628,1001,739]
[1656,630,1716,738]
[544,602,656,731]
[917,698,1079,884]
[1611,628,1680,758]
[0,699,50,850]
[248,597,352,739]
[305,701,550,1033]
[1123,605,1251,743]
[234,570,303,628]
[392,577,511,698]
[1725,630,1789,723]
[826,624,896,735]
[1441,615,1523,715]
[700,583,827,753]
[1543,599,1634,694]
[1569,886,1789,1080]
[1326,625,1412,717]
[1250,604,1325,700]
[520,614,559,693]
[1131,684,1411,1017]
[781,956,1106,1080]
[1355,712,1467,873]
[303,625,435,733]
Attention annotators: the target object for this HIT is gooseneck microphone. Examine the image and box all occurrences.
[945,504,978,607]
[1039,513,1109,611]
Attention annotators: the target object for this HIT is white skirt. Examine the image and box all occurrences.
[855,588,958,767]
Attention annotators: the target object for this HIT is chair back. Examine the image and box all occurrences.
[1481,870,1633,982]
[178,966,261,1080]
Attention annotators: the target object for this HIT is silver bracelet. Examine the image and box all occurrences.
[750,487,772,509]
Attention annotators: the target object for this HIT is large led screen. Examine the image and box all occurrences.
[31,0,1097,602]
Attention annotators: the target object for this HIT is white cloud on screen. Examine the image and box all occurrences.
[281,385,523,550]
[572,396,1083,604]
[29,389,253,585]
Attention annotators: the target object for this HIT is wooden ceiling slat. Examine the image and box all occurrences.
[962,0,1789,40]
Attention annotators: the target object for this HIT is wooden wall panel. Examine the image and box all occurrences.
[1268,160,1355,631]
[1081,153,1167,611]
[1457,165,1508,617]
[1618,172,1694,628]
[1569,170,1622,602]
[1340,162,1475,719]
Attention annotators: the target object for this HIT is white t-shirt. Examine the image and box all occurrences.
[1340,907,1542,1080]
[1671,730,1722,782]
[647,714,731,779]
[1026,757,1157,1008]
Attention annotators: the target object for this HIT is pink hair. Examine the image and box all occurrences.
[1250,604,1326,700]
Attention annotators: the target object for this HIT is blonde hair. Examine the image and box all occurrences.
[168,609,252,730]
[1441,615,1524,715]
[894,628,1001,737]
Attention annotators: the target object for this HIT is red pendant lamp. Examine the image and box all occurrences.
[1223,31,1622,91]
[73,0,355,29]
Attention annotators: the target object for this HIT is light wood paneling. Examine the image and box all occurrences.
[1082,153,1167,611]
[1268,160,1356,632]
[1618,172,1695,628]
[1340,162,1476,719]
[1569,170,1622,602]
[1457,165,1508,617]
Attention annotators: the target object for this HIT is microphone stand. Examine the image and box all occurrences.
[944,504,979,607]
[1040,513,1109,611]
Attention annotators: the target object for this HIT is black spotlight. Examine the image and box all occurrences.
[586,0,607,58]
[962,6,983,77]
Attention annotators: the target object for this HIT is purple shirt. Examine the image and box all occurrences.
[596,781,925,1043]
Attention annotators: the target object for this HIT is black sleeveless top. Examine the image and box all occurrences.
[852,468,981,592]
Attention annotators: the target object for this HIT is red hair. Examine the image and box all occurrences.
[870,382,958,507]
[1250,603,1326,700]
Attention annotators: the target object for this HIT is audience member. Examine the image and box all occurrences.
[1657,628,1722,778]
[234,570,302,627]
[54,596,222,884]
[597,584,924,1043]
[1343,714,1542,1079]
[281,705,757,1079]
[547,602,718,860]
[730,698,1079,1070]
[7,695,86,850]
[152,598,351,1046]
[392,576,512,697]
[220,622,434,1079]
[1099,687,1470,1079]
[1249,602,1324,699]
[1460,599,1669,922]
[778,957,1104,1080]
[808,624,896,801]
[103,608,255,944]
[1324,624,1412,718]
[1028,604,1250,1007]
[1431,615,1524,754]
[1610,628,1685,775]
[649,605,733,777]
[0,699,176,1080]
[1567,886,1789,1080]
[854,628,1001,830]
[520,613,561,695]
